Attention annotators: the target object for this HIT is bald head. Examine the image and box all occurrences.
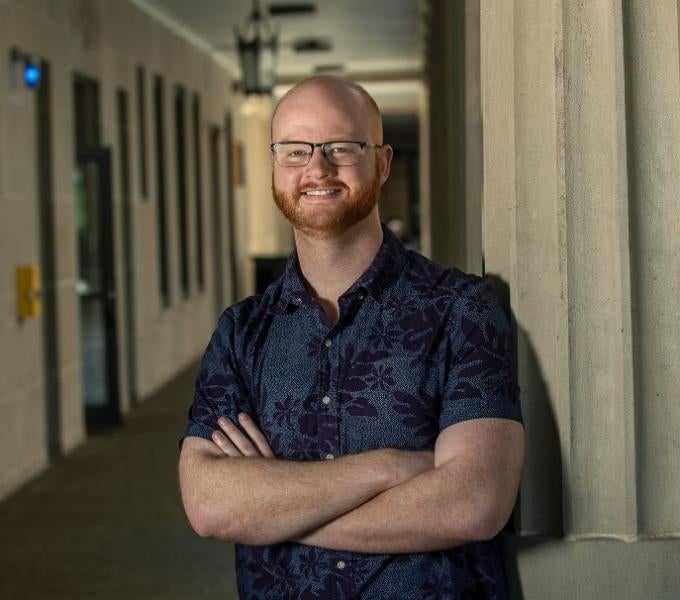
[271,76,383,143]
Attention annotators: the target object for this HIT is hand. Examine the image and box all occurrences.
[211,413,274,458]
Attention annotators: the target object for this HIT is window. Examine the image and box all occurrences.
[154,75,170,307]
[136,66,148,199]
[174,85,189,298]
[192,93,205,291]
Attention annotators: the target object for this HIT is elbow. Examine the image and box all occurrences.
[455,500,511,543]
[184,500,274,545]
[183,500,233,540]
[469,511,506,542]
[189,510,222,539]
[181,484,241,541]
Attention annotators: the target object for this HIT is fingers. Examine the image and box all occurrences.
[215,416,260,456]
[211,429,241,457]
[237,413,274,458]
[213,414,274,458]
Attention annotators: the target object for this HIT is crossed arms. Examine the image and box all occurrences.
[179,413,524,554]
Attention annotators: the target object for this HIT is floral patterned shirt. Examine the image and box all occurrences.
[183,226,522,599]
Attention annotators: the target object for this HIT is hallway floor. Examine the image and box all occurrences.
[0,365,239,599]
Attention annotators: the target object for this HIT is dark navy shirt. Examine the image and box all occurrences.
[183,226,522,599]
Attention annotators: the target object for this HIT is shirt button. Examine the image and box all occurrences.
[336,560,346,570]
[324,338,332,348]
[325,453,335,460]
[321,395,331,405]
[359,294,365,300]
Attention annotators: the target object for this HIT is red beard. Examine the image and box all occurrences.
[272,164,382,239]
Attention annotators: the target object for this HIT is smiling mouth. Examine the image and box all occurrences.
[300,188,343,198]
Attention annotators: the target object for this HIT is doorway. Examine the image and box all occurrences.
[209,126,225,314]
[73,75,120,428]
[35,59,61,456]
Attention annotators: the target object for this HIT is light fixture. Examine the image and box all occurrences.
[268,3,316,16]
[292,37,332,53]
[9,48,41,89]
[314,64,344,74]
[23,59,41,88]
[235,0,279,95]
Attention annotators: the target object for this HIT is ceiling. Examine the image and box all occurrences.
[130,0,426,111]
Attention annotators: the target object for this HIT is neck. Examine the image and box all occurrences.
[293,212,383,322]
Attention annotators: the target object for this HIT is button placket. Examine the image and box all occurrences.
[318,327,342,462]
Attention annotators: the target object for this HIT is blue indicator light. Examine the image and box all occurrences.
[23,61,41,88]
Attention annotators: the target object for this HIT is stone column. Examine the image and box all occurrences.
[427,0,483,273]
[478,0,680,596]
[561,0,636,536]
[624,0,680,534]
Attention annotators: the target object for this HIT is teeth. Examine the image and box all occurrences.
[304,189,337,196]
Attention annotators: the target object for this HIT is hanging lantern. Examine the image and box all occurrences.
[235,0,279,95]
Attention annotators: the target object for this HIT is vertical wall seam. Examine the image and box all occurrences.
[612,0,638,536]
[553,0,571,536]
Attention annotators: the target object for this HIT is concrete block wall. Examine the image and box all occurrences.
[0,0,239,501]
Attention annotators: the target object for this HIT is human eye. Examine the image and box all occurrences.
[328,142,358,155]
[285,146,310,159]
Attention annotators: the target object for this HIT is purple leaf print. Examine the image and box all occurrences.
[423,573,454,599]
[399,305,441,354]
[393,390,438,437]
[406,257,443,293]
[366,364,396,392]
[337,344,389,392]
[345,395,378,417]
[298,410,338,441]
[460,317,485,347]
[316,571,352,598]
[464,293,491,315]
[247,546,294,595]
[387,293,419,319]
[290,436,317,460]
[306,334,324,358]
[449,380,483,401]
[272,395,297,429]
[299,547,325,580]
[368,320,402,350]
[197,370,240,400]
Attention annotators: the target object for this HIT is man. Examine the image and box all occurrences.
[179,76,524,599]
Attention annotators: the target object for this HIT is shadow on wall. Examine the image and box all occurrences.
[484,274,565,600]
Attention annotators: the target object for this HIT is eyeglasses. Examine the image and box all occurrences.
[270,140,382,167]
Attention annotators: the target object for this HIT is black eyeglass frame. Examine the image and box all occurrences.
[269,140,383,167]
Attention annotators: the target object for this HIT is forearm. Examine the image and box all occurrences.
[295,459,499,554]
[180,437,400,545]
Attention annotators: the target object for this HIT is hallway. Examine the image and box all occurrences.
[0,366,238,599]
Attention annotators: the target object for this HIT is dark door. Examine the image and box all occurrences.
[210,126,225,314]
[74,147,120,427]
[224,112,238,304]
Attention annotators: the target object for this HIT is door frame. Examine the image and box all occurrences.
[76,146,121,427]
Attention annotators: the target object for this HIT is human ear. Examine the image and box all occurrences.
[379,144,394,184]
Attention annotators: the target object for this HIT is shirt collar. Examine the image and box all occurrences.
[275,224,408,313]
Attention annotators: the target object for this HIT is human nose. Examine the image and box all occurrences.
[305,145,336,177]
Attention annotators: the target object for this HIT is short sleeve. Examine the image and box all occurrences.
[181,311,253,444]
[439,280,522,431]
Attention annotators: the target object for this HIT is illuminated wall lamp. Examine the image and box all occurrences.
[9,47,41,89]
